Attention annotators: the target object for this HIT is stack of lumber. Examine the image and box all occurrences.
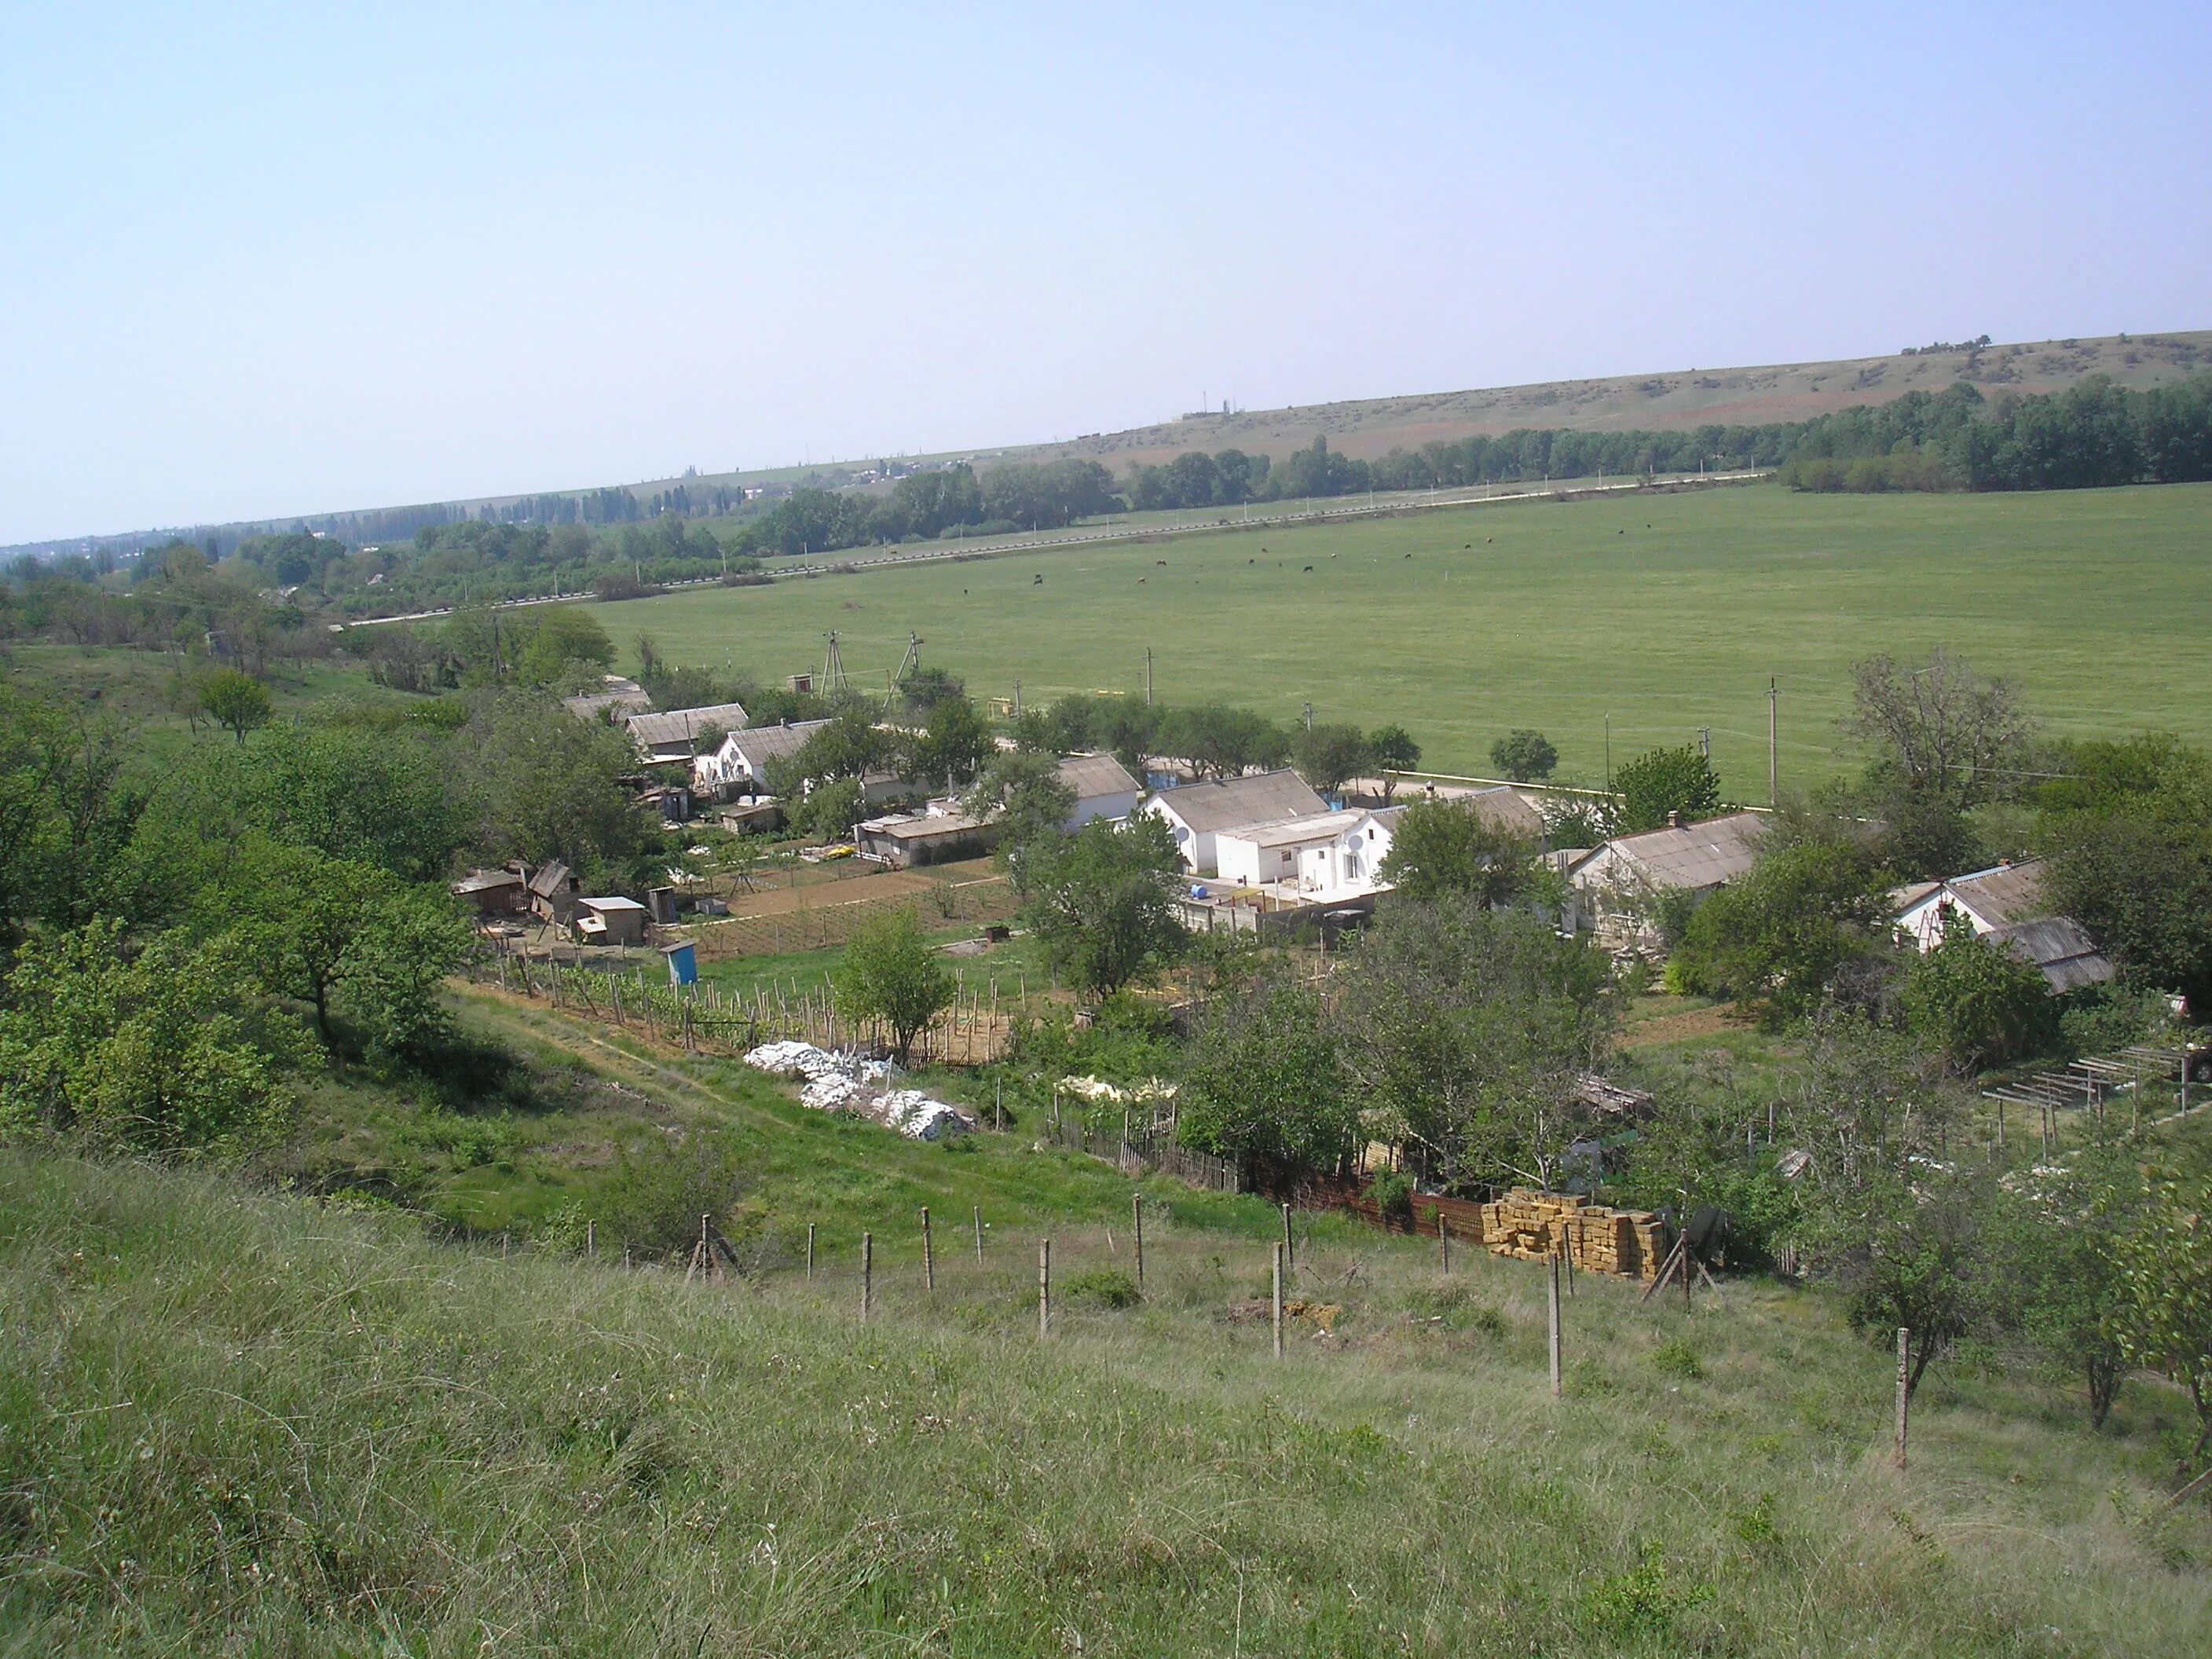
[1476,1188,1669,1282]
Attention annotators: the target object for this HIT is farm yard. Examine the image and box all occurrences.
[588,480,2212,798]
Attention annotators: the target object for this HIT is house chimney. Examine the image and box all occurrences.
[1667,810,1683,830]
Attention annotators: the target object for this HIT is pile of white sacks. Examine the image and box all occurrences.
[742,1041,976,1141]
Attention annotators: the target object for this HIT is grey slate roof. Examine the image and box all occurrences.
[1148,770,1328,835]
[1057,752,1141,801]
[1988,916,2115,994]
[722,719,830,770]
[627,702,753,753]
[1225,809,1368,850]
[1939,857,2048,928]
[1599,811,1767,890]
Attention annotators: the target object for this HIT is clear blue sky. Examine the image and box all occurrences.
[2,2,2207,544]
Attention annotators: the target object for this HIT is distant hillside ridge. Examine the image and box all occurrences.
[10,329,2205,561]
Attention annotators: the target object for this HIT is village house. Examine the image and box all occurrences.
[1135,769,1330,875]
[1892,856,2115,993]
[854,804,1002,867]
[1566,810,1767,943]
[691,718,830,801]
[1057,753,1142,827]
[562,674,652,723]
[625,701,753,767]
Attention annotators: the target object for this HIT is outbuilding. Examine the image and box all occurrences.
[574,895,649,947]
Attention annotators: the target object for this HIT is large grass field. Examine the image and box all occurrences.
[587,482,2212,799]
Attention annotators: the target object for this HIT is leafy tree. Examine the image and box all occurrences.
[839,906,954,1064]
[1613,744,1720,833]
[1672,836,1893,1022]
[1290,723,1371,797]
[198,668,273,742]
[331,885,472,1060]
[1332,899,1612,1189]
[1489,729,1558,782]
[1899,911,2055,1071]
[1180,969,1353,1168]
[963,751,1076,857]
[789,777,865,844]
[0,920,309,1159]
[1995,1143,2138,1428]
[2049,800,2212,1009]
[1163,704,1289,781]
[1016,815,1185,998]
[1368,723,1421,800]
[905,691,992,790]
[457,690,661,884]
[1844,650,2034,876]
[1377,798,1540,906]
[2112,1179,2212,1458]
[0,689,145,940]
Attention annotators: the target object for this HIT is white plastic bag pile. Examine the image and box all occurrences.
[742,1042,972,1140]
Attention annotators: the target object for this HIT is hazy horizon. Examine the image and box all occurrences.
[4,3,2207,545]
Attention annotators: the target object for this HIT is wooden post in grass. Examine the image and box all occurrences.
[861,1232,873,1321]
[1133,1194,1145,1295]
[1894,1328,1910,1470]
[1281,1203,1294,1275]
[972,1205,984,1264]
[586,1221,595,1258]
[921,1207,936,1295]
[1272,1242,1285,1361]
[806,1223,815,1280]
[1547,1251,1563,1399]
[1438,1210,1450,1274]
[1038,1239,1051,1339]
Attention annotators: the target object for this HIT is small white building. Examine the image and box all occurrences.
[1056,753,1141,828]
[1214,808,1372,894]
[692,719,830,800]
[1136,769,1329,875]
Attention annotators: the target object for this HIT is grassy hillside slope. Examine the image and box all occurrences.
[5,1150,2210,1657]
[589,481,2212,796]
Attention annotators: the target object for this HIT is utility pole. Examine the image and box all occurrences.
[1604,714,1612,791]
[1302,701,1313,731]
[1144,646,1153,706]
[1768,677,1779,807]
[1013,677,1022,717]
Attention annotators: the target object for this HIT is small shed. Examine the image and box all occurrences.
[661,940,698,987]
[1057,753,1142,828]
[574,896,648,947]
[527,860,582,926]
[450,866,528,917]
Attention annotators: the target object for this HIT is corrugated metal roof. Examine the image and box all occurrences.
[627,702,754,751]
[1147,770,1328,835]
[1222,808,1368,850]
[858,810,994,840]
[452,869,523,894]
[578,895,646,913]
[1989,915,2115,994]
[527,859,573,898]
[1381,787,1545,837]
[1603,811,1767,890]
[1057,752,1141,800]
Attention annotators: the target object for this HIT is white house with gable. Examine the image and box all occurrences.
[1137,769,1328,874]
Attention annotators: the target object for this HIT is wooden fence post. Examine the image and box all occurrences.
[1438,1210,1450,1274]
[921,1207,936,1295]
[585,1221,595,1259]
[1133,1193,1145,1295]
[1894,1328,1910,1470]
[1281,1202,1294,1276]
[805,1222,816,1280]
[1548,1251,1563,1399]
[1038,1239,1051,1339]
[972,1205,984,1264]
[1272,1241,1285,1361]
[861,1232,873,1322]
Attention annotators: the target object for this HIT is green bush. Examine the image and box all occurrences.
[1650,1338,1704,1379]
[1060,1266,1141,1308]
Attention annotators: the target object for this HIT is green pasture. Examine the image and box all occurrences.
[587,482,2212,799]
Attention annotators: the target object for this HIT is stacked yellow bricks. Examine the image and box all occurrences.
[1475,1188,1670,1283]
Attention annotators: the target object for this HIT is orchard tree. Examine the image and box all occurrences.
[839,906,954,1064]
[1899,911,2055,1071]
[1181,969,1354,1168]
[198,668,273,743]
